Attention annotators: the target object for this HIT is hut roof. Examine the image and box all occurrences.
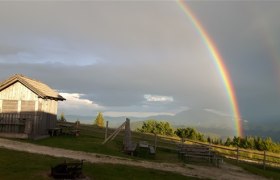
[0,74,65,101]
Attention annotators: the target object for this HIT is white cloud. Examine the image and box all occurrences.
[144,94,174,102]
[103,111,175,118]
[204,108,231,117]
[59,92,104,109]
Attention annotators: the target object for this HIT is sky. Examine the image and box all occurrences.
[0,1,280,128]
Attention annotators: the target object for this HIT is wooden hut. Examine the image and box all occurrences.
[0,74,65,139]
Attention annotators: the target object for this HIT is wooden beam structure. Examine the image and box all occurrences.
[102,118,133,149]
[102,121,126,144]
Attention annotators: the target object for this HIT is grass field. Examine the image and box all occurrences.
[0,148,197,180]
[26,123,180,163]
[225,159,280,180]
[13,122,279,179]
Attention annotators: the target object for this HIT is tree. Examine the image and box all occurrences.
[232,136,241,147]
[137,120,173,136]
[263,137,273,151]
[174,127,205,142]
[174,128,188,142]
[207,137,211,144]
[246,136,255,149]
[224,137,232,146]
[95,112,105,127]
[59,112,66,122]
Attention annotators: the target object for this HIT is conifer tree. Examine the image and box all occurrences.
[59,112,66,122]
[95,112,105,127]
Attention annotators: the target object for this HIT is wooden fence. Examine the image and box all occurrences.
[157,136,280,170]
[68,123,280,170]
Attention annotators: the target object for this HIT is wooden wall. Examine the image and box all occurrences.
[0,82,59,138]
[39,98,58,132]
[21,100,35,112]
[0,82,38,101]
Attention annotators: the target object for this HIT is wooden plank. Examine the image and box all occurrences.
[0,132,28,139]
[2,100,18,113]
[0,100,2,113]
[0,82,38,100]
[21,101,35,112]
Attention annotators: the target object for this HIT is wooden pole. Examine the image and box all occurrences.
[263,151,266,170]
[105,121,108,140]
[124,118,132,151]
[154,133,157,152]
[236,147,239,163]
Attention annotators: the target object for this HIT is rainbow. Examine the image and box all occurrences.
[177,0,243,137]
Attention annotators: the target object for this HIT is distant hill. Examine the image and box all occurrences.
[244,119,280,142]
[63,109,280,142]
[64,114,145,127]
[63,114,94,124]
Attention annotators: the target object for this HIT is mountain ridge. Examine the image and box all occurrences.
[63,109,280,142]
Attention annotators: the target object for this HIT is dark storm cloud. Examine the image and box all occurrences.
[0,59,227,110]
[187,1,280,121]
[1,1,279,121]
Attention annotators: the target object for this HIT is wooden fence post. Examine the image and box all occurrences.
[124,118,132,152]
[263,151,266,170]
[105,121,108,140]
[154,133,157,152]
[236,147,239,163]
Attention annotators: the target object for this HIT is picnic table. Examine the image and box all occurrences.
[48,127,62,136]
[178,144,222,167]
[59,124,80,136]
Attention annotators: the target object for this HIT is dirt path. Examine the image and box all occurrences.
[0,138,267,180]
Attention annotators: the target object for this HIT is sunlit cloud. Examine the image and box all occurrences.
[144,94,174,102]
[59,92,104,109]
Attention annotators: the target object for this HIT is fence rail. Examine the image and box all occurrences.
[130,134,280,169]
[74,123,280,170]
[177,138,280,169]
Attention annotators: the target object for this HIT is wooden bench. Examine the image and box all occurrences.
[51,160,83,179]
[59,124,80,136]
[178,144,222,167]
[137,141,156,156]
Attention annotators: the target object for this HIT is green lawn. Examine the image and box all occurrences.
[0,148,197,180]
[18,123,280,179]
[26,123,180,163]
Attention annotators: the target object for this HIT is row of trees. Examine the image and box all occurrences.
[224,136,280,152]
[58,112,105,127]
[137,120,280,153]
[59,114,280,153]
[137,120,205,142]
[206,136,280,152]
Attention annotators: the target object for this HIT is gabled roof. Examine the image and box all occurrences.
[0,74,65,101]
